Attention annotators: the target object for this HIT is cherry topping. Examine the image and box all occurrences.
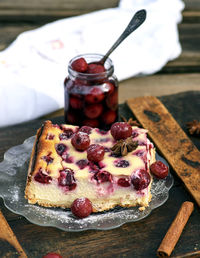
[150,161,169,179]
[86,63,106,74]
[42,153,53,164]
[34,169,52,184]
[101,110,117,125]
[71,197,92,218]
[71,132,90,151]
[42,253,63,258]
[56,143,67,156]
[76,159,88,169]
[94,170,112,184]
[87,144,105,162]
[59,129,74,140]
[85,87,104,104]
[131,169,151,191]
[58,168,76,190]
[111,122,132,140]
[71,57,88,73]
[114,160,129,168]
[62,153,73,163]
[84,104,103,119]
[79,126,92,134]
[117,177,131,187]
[88,161,99,172]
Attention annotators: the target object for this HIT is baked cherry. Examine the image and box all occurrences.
[58,168,76,190]
[56,143,67,156]
[69,97,83,109]
[117,177,131,187]
[59,129,74,140]
[71,131,90,151]
[71,57,88,73]
[42,252,63,258]
[87,144,105,162]
[42,154,53,164]
[62,153,73,163]
[114,160,129,168]
[34,169,52,184]
[84,104,103,119]
[111,122,132,140]
[71,197,92,218]
[131,169,151,191]
[87,63,105,74]
[150,161,168,179]
[94,170,112,183]
[79,126,92,134]
[101,110,117,125]
[85,87,105,104]
[76,159,88,169]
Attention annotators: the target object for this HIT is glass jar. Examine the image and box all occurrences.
[64,53,118,130]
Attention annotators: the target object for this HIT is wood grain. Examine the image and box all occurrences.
[0,0,119,22]
[127,96,200,207]
[0,0,198,22]
[0,210,27,257]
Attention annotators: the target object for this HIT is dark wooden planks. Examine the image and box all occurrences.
[0,0,198,22]
[0,0,119,22]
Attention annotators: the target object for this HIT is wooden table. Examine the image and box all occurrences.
[0,1,200,257]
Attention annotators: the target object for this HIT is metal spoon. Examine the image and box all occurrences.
[100,9,147,64]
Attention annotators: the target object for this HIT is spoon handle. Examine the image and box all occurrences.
[101,9,146,64]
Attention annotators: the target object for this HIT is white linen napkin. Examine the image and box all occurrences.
[0,0,184,127]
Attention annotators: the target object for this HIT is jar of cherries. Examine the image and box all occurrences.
[64,54,118,130]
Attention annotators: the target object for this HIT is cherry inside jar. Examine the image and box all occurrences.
[64,54,118,130]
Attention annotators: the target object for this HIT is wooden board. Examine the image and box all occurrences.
[127,96,200,207]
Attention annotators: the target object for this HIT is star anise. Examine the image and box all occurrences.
[186,120,200,135]
[120,115,140,127]
[111,137,138,156]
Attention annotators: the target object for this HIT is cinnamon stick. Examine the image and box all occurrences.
[0,210,27,257]
[157,201,194,257]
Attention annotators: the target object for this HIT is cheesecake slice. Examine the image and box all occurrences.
[25,120,156,212]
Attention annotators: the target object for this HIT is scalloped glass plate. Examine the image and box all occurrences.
[0,136,173,231]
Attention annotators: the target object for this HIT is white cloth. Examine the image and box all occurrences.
[0,0,184,127]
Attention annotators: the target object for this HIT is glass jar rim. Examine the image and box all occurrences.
[68,53,114,80]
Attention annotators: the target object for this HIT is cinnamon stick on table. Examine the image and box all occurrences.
[157,201,194,257]
[0,210,27,258]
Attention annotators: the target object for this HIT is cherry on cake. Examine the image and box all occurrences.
[25,120,156,212]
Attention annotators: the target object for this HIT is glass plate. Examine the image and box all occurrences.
[0,136,173,232]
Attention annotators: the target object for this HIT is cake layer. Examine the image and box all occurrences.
[25,120,156,212]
